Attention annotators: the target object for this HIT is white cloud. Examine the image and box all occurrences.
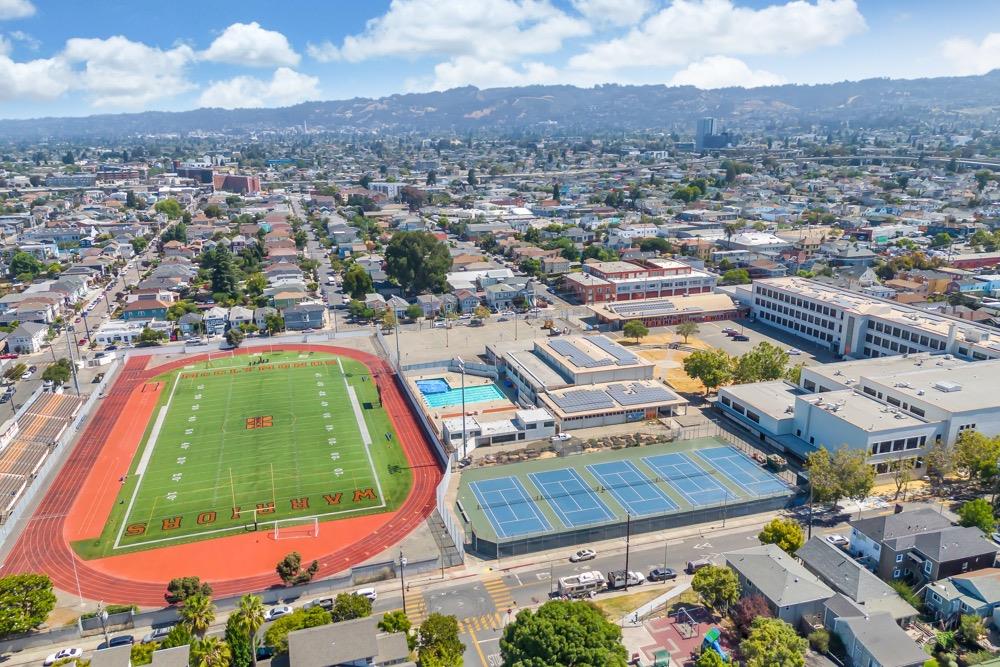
[570,0,866,72]
[7,30,39,50]
[199,67,319,109]
[310,0,590,63]
[62,36,196,108]
[571,0,651,26]
[415,56,560,90]
[669,55,784,88]
[201,21,300,67]
[941,33,1000,76]
[0,0,35,20]
[0,54,70,100]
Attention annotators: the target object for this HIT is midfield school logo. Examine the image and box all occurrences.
[246,415,273,430]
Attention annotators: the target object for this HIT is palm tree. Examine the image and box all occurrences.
[192,636,231,667]
[180,593,216,638]
[236,594,266,667]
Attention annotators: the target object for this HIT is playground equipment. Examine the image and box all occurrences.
[701,627,728,662]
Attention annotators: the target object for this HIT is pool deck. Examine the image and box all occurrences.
[406,369,521,434]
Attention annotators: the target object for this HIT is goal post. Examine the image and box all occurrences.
[272,516,320,540]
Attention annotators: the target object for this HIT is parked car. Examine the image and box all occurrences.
[303,597,335,611]
[97,635,134,650]
[990,532,1000,546]
[0,353,18,360]
[732,334,750,342]
[264,605,293,621]
[825,534,849,548]
[355,587,377,602]
[255,647,274,661]
[44,648,83,665]
[550,433,572,442]
[570,548,597,562]
[647,567,677,582]
[685,559,712,574]
[142,626,173,644]
[787,347,802,356]
[20,370,31,380]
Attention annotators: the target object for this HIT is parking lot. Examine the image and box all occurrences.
[689,318,838,366]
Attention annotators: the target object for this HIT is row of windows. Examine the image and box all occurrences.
[755,297,837,332]
[758,310,836,343]
[869,436,926,455]
[755,287,845,319]
[861,386,927,418]
[864,335,925,355]
[867,320,946,349]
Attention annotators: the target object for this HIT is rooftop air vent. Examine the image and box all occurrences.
[933,381,962,393]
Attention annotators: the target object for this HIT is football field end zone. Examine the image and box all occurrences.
[1,343,440,606]
[101,350,397,553]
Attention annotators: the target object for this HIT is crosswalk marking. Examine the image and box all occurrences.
[483,577,514,611]
[393,593,429,626]
[458,613,504,634]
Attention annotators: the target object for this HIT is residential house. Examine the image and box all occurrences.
[850,508,999,585]
[542,256,572,275]
[453,289,480,314]
[8,322,48,354]
[271,289,308,309]
[121,299,169,322]
[484,279,533,310]
[416,294,442,317]
[922,568,1000,628]
[364,293,387,313]
[177,312,203,337]
[253,306,278,330]
[386,295,410,319]
[283,303,328,331]
[832,612,929,667]
[725,544,834,626]
[227,306,254,330]
[286,614,412,667]
[796,537,917,623]
[203,306,228,336]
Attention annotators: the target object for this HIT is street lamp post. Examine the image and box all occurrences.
[97,601,110,646]
[399,551,408,614]
[456,357,467,459]
[64,327,81,396]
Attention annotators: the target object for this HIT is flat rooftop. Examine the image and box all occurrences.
[865,358,1000,412]
[799,390,925,432]
[804,352,967,387]
[591,293,739,321]
[540,379,686,418]
[534,335,653,374]
[721,381,801,421]
[504,349,570,390]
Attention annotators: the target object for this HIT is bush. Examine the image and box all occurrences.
[808,628,830,654]
[80,604,136,620]
[889,580,922,611]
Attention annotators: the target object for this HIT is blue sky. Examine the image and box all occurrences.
[0,0,998,119]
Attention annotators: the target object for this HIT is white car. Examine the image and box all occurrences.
[433,321,447,328]
[825,534,849,548]
[264,605,293,621]
[569,548,597,562]
[44,648,83,665]
[550,433,572,442]
[627,571,646,585]
[354,587,377,602]
[787,347,802,356]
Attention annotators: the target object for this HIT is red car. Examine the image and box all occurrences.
[0,353,17,360]
[78,338,87,346]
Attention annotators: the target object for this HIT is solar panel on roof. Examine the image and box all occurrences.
[606,383,677,406]
[549,339,611,368]
[550,389,615,413]
[589,336,638,365]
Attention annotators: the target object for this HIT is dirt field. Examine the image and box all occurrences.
[629,332,713,394]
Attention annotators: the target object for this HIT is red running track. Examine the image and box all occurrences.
[0,345,442,606]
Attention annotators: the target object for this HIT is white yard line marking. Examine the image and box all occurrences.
[113,373,181,549]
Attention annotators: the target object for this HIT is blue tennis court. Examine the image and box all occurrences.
[695,446,790,496]
[469,476,552,538]
[642,452,735,507]
[586,460,678,517]
[528,469,616,528]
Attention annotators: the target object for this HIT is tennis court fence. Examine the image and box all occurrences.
[471,489,800,559]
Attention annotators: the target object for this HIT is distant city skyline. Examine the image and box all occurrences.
[0,0,998,119]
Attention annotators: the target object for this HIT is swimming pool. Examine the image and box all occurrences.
[415,377,506,409]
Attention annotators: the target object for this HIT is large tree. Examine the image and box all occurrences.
[691,566,740,614]
[275,551,318,586]
[954,431,1000,480]
[958,499,995,533]
[682,348,734,394]
[0,573,57,637]
[165,576,212,604]
[807,447,875,512]
[384,231,453,295]
[179,593,216,638]
[330,593,372,623]
[740,617,808,667]
[233,594,265,667]
[730,594,773,637]
[758,517,805,555]
[9,251,43,279]
[675,321,699,343]
[154,198,184,220]
[500,600,627,667]
[733,342,789,384]
[417,613,465,667]
[41,358,73,385]
[623,320,649,343]
[342,263,374,300]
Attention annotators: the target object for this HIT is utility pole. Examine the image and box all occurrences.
[399,550,408,614]
[456,357,467,459]
[64,327,80,396]
[623,513,632,591]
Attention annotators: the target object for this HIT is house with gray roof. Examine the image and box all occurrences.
[922,567,1000,628]
[725,543,834,625]
[8,322,48,354]
[286,615,413,667]
[796,537,917,623]
[832,611,928,667]
[850,508,999,585]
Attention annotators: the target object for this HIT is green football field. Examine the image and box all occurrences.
[74,350,412,558]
